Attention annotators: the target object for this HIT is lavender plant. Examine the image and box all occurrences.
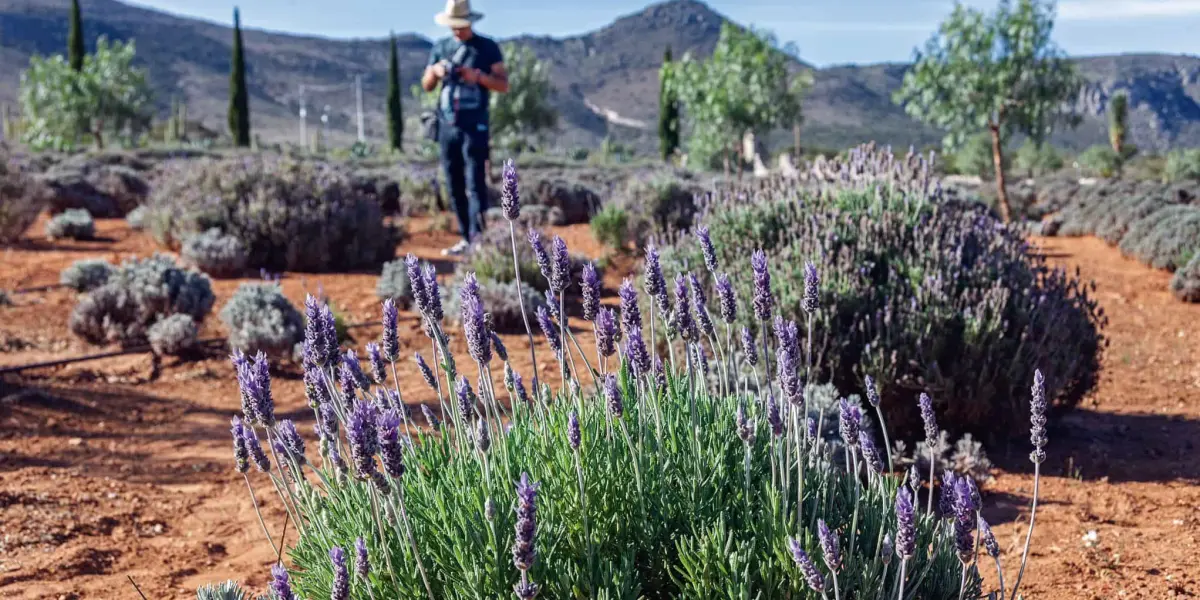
[148,313,199,357]
[225,233,1051,600]
[45,208,96,240]
[376,258,415,308]
[182,228,249,279]
[0,148,46,244]
[220,281,305,357]
[60,258,114,292]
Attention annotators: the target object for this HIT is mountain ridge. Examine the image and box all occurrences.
[1,0,1198,152]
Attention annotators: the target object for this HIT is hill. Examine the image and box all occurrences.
[1,0,1199,153]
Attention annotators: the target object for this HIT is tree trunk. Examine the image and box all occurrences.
[989,125,1012,224]
[93,120,104,150]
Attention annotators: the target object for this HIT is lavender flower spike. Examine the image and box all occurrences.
[1030,369,1047,464]
[672,274,696,342]
[801,261,819,314]
[625,326,651,379]
[603,373,624,418]
[864,374,880,407]
[550,235,570,293]
[567,410,581,450]
[596,307,618,358]
[421,404,442,430]
[460,273,491,365]
[979,518,1000,558]
[580,262,600,322]
[415,353,437,390]
[859,430,884,473]
[644,245,669,313]
[786,539,825,593]
[381,298,400,362]
[377,409,406,478]
[269,564,296,600]
[881,534,894,565]
[918,392,938,447]
[501,158,521,221]
[618,278,642,335]
[276,420,306,464]
[354,537,371,581]
[838,398,862,449]
[244,426,270,472]
[346,401,379,481]
[895,487,917,559]
[715,273,737,324]
[535,305,562,358]
[817,519,842,571]
[491,331,509,362]
[766,394,784,438]
[405,254,428,315]
[512,472,541,572]
[528,230,551,282]
[740,326,757,367]
[231,417,249,473]
[366,342,387,385]
[456,376,477,421]
[330,547,350,600]
[422,263,443,322]
[751,249,773,322]
[696,225,718,273]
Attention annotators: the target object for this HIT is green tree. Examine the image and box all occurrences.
[228,7,251,147]
[893,0,1082,223]
[386,32,403,152]
[666,23,810,173]
[18,36,152,151]
[658,46,680,162]
[489,43,557,152]
[1108,92,1128,155]
[67,0,85,72]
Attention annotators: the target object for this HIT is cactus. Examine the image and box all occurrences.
[1109,92,1128,157]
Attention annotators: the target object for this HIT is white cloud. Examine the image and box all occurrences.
[1058,0,1200,20]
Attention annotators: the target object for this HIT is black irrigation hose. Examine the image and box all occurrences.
[0,320,384,376]
[9,283,68,295]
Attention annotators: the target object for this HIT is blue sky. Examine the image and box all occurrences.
[124,0,1200,66]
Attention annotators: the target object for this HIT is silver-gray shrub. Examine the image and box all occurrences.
[182,228,248,279]
[376,259,413,308]
[194,580,248,600]
[0,147,47,244]
[45,208,96,240]
[443,273,547,333]
[125,205,148,231]
[60,259,114,292]
[148,313,199,357]
[1170,252,1200,303]
[220,281,304,357]
[68,254,215,347]
[145,155,398,273]
[1117,204,1200,272]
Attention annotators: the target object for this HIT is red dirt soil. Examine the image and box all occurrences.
[0,219,1196,599]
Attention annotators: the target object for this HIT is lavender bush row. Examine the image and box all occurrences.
[226,180,1049,597]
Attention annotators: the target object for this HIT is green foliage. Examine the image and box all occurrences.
[195,580,249,600]
[490,43,558,149]
[1163,148,1200,183]
[60,258,114,292]
[45,208,95,240]
[1108,92,1128,156]
[67,0,85,72]
[666,23,810,169]
[387,33,404,152]
[18,37,153,151]
[220,281,304,357]
[948,132,1006,179]
[1013,140,1063,177]
[658,46,680,162]
[228,8,251,147]
[590,203,630,251]
[1076,145,1122,178]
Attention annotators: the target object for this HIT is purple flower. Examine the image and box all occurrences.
[881,534,894,565]
[377,409,406,478]
[818,519,841,571]
[406,254,428,315]
[235,351,276,427]
[644,245,669,314]
[327,445,347,475]
[330,546,349,600]
[501,158,521,220]
[303,360,329,409]
[895,487,917,559]
[460,273,492,365]
[535,306,561,358]
[544,289,559,320]
[514,580,540,600]
[456,376,476,421]
[940,470,960,518]
[859,430,884,473]
[596,307,618,358]
[1030,369,1047,464]
[802,261,819,314]
[807,417,818,440]
[550,235,570,293]
[366,342,387,385]
[343,349,371,391]
[952,477,976,563]
[491,331,509,362]
[692,343,708,380]
[421,404,441,430]
[696,225,718,273]
[422,263,443,322]
[838,398,862,449]
[381,298,400,362]
[740,326,757,367]
[354,537,370,581]
[318,401,339,440]
[918,393,938,447]
[776,326,802,405]
[347,401,379,480]
[672,274,696,342]
[475,418,491,453]
[277,420,306,464]
[270,563,295,600]
[653,356,666,389]
[512,472,541,572]
[618,278,642,336]
[766,394,784,438]
[864,375,880,408]
[231,417,249,473]
[580,263,600,322]
[415,353,437,390]
[304,296,336,367]
[528,230,551,283]
[603,373,623,418]
[979,518,999,558]
[787,539,825,593]
[735,402,755,443]
[751,250,773,322]
[244,425,270,472]
[624,326,651,379]
[512,370,529,405]
[568,410,581,450]
[688,273,715,339]
[715,273,736,324]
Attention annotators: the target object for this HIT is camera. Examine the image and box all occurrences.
[440,44,475,84]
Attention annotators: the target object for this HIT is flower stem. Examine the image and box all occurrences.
[508,222,540,387]
[241,473,278,556]
[1009,461,1041,600]
[896,559,909,600]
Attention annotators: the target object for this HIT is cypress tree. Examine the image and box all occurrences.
[386,32,404,152]
[658,46,680,162]
[228,7,251,147]
[67,0,85,71]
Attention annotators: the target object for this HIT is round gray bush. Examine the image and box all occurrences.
[0,149,47,244]
[220,282,305,357]
[182,228,248,278]
[148,313,199,356]
[376,259,413,307]
[45,208,96,241]
[444,274,547,333]
[126,205,148,231]
[60,259,115,292]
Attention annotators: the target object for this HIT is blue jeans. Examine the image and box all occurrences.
[439,123,490,242]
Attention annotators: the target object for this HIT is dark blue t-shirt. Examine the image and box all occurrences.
[427,34,504,131]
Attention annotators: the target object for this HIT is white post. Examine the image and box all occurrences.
[298,84,307,148]
[355,74,365,142]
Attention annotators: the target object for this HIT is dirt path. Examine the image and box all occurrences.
[0,223,1196,598]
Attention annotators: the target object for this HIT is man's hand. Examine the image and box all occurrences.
[458,66,481,85]
[429,62,448,79]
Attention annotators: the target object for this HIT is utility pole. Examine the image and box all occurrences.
[298,83,307,148]
[355,74,365,142]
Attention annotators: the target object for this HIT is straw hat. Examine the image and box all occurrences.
[434,0,483,28]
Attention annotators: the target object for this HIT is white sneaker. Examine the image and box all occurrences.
[441,239,471,256]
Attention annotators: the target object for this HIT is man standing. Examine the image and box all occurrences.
[422,0,508,256]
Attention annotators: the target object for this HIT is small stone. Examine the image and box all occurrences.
[67,438,83,447]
